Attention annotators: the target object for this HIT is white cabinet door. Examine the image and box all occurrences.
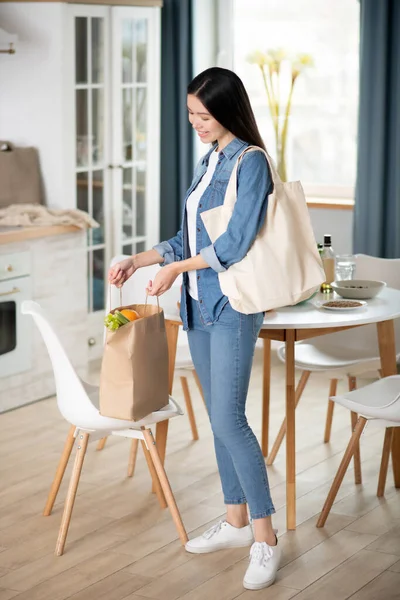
[69,6,111,360]
[111,7,161,262]
[69,5,160,359]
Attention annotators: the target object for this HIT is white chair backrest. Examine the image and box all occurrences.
[355,253,400,347]
[355,254,400,289]
[21,301,99,426]
[337,375,400,422]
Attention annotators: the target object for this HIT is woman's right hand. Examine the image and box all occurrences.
[108,257,136,288]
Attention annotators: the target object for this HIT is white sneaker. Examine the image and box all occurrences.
[243,540,281,590]
[185,520,254,554]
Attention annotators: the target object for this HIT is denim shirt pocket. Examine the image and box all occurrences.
[212,166,231,190]
[208,168,230,210]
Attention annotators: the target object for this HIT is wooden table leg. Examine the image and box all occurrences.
[377,320,400,487]
[267,370,310,466]
[155,320,180,471]
[286,329,296,530]
[262,337,271,457]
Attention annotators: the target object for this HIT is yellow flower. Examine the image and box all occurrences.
[291,53,314,81]
[246,50,269,68]
[266,48,287,73]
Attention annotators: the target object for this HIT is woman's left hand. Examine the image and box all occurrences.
[146,264,179,296]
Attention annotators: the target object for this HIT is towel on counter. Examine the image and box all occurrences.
[0,203,99,229]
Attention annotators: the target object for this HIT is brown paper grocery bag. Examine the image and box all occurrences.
[99,303,169,421]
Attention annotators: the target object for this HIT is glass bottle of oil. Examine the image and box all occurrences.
[320,234,335,293]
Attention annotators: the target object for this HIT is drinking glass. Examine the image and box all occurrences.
[335,254,356,281]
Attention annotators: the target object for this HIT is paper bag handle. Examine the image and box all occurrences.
[144,293,160,315]
[109,285,123,311]
[109,284,161,314]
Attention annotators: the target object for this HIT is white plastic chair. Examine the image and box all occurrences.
[268,254,400,478]
[105,255,205,444]
[21,300,188,556]
[317,375,400,527]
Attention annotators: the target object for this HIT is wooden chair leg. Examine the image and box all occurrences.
[142,428,188,545]
[96,437,108,451]
[55,432,89,556]
[127,438,139,478]
[155,421,168,465]
[323,379,338,443]
[392,431,400,489]
[317,417,367,528]
[377,428,394,497]
[193,370,206,408]
[44,425,76,517]
[153,420,169,493]
[266,370,311,466]
[348,376,362,485]
[140,439,167,509]
[180,376,199,441]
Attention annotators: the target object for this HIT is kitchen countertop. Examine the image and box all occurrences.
[0,225,81,245]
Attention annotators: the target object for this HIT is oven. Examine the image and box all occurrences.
[0,251,32,378]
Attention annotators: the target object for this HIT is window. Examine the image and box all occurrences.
[232,0,360,199]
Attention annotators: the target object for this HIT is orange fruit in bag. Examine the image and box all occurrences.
[120,309,141,322]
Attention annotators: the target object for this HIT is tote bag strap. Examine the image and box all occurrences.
[224,145,280,210]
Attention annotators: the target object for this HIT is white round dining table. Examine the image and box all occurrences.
[259,287,400,530]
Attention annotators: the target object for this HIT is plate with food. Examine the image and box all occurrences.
[319,299,367,311]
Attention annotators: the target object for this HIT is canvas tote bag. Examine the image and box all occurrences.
[201,146,325,314]
[100,298,169,421]
[0,141,43,207]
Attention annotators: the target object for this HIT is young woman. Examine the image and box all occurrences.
[108,67,279,591]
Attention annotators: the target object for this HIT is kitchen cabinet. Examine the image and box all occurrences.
[0,2,161,359]
[68,5,161,357]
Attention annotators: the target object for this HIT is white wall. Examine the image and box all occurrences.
[0,3,69,208]
[309,207,353,255]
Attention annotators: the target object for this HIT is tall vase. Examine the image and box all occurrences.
[276,138,287,182]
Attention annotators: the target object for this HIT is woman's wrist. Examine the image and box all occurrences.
[166,261,183,276]
[132,249,163,270]
[131,254,141,270]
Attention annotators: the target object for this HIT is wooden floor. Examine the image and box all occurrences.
[0,347,399,600]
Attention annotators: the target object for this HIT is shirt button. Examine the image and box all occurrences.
[197,275,200,280]
[199,203,202,208]
[197,227,200,232]
[199,299,203,304]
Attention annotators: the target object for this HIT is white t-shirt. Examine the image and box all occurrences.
[186,149,219,300]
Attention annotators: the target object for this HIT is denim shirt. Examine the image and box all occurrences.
[154,137,272,330]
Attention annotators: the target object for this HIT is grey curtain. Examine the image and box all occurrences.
[159,0,193,241]
[353,0,400,258]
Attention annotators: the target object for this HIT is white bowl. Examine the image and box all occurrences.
[331,279,386,300]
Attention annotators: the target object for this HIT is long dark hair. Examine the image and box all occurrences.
[187,67,266,151]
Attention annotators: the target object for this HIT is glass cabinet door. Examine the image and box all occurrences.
[71,5,159,327]
[112,7,161,260]
[74,9,109,313]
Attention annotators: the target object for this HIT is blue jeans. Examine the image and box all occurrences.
[187,295,275,519]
